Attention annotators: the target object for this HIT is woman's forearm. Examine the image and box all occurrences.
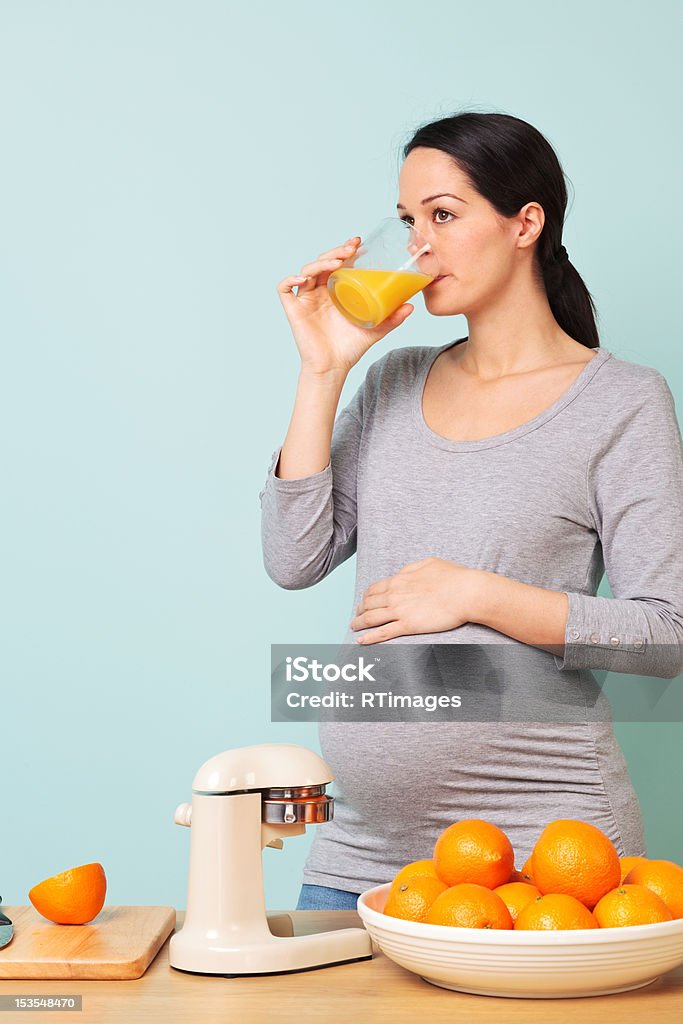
[275,367,349,479]
[472,572,570,658]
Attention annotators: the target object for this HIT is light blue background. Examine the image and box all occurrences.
[1,1,681,912]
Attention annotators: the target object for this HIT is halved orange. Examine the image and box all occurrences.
[29,863,107,924]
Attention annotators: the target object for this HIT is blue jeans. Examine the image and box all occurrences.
[295,884,361,910]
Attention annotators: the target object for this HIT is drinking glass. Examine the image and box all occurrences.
[327,217,439,328]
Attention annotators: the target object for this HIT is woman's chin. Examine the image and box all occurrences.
[422,293,465,316]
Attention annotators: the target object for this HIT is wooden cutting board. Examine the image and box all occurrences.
[0,906,176,980]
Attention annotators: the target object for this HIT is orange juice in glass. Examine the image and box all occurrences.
[328,217,438,328]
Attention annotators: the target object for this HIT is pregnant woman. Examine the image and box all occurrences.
[259,112,683,911]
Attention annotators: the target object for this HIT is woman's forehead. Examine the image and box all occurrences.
[399,148,471,198]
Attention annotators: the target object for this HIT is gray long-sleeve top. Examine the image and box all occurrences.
[259,339,682,892]
[260,339,683,679]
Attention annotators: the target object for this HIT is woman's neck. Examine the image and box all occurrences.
[457,275,581,380]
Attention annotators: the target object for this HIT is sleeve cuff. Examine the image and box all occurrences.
[554,591,648,672]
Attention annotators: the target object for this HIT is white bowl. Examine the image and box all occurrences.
[357,882,683,998]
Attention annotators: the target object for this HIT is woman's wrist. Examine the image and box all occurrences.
[466,568,496,624]
[470,569,569,649]
[298,364,350,389]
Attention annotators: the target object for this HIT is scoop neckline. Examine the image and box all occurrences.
[412,337,612,452]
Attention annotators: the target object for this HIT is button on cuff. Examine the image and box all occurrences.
[565,623,646,654]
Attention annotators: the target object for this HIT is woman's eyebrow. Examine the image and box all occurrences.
[396,193,469,210]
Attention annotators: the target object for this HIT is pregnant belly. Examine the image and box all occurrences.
[319,720,614,838]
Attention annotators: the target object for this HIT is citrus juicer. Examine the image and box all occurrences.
[169,742,373,975]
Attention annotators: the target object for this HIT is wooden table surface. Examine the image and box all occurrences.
[1,909,683,1023]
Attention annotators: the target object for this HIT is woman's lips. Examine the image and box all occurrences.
[428,274,448,286]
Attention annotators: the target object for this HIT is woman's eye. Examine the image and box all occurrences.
[399,209,455,225]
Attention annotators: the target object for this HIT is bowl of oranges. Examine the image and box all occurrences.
[356,818,683,998]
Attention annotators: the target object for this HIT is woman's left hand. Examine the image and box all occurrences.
[350,557,488,644]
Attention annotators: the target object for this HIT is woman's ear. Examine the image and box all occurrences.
[517,201,545,250]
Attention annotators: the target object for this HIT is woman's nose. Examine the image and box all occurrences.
[408,237,430,255]
[408,239,438,275]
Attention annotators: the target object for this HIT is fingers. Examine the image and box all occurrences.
[276,237,361,298]
[275,258,343,298]
[354,594,390,616]
[298,237,360,279]
[351,608,394,630]
[368,303,414,339]
[317,237,361,262]
[363,578,391,598]
[356,621,404,645]
[299,255,347,278]
[276,274,311,297]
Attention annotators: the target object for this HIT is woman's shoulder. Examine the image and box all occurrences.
[601,347,668,383]
[365,341,440,372]
[599,348,677,410]
[589,349,681,463]
[362,339,459,390]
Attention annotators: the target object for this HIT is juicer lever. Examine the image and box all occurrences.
[174,802,192,827]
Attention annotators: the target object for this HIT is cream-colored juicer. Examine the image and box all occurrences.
[169,742,373,975]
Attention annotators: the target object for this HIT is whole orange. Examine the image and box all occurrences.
[531,820,620,909]
[521,855,535,882]
[593,884,673,927]
[623,859,683,919]
[424,883,513,930]
[433,819,514,889]
[493,881,542,922]
[383,876,448,921]
[619,856,647,884]
[515,893,598,930]
[390,859,440,889]
[29,863,107,924]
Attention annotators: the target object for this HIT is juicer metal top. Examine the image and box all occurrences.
[260,783,333,824]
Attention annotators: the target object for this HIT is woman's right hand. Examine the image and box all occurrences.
[276,236,414,376]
